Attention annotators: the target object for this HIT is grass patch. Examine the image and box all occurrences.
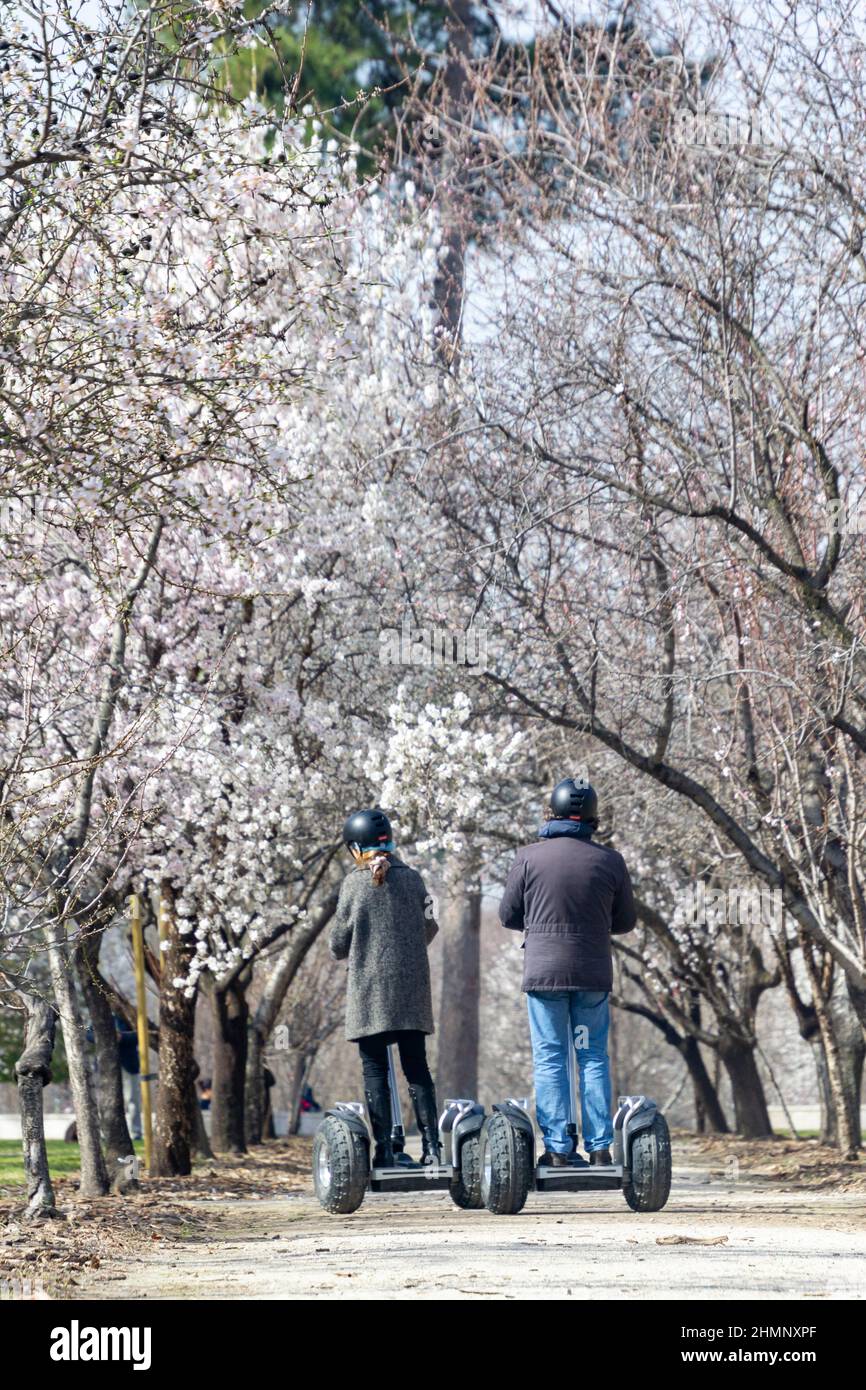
[0,1138,144,1187]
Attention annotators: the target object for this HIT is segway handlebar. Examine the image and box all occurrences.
[387,1043,405,1139]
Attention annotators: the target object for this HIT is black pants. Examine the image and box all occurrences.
[358,1030,433,1089]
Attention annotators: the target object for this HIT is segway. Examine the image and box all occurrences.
[313,1045,485,1214]
[480,1031,672,1215]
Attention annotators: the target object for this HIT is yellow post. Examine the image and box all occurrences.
[130,893,153,1174]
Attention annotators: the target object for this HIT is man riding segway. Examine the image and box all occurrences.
[499,778,637,1166]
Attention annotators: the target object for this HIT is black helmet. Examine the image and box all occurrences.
[549,778,598,824]
[342,807,394,852]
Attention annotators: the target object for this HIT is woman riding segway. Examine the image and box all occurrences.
[330,807,441,1167]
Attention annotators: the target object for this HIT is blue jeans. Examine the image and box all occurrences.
[526,990,613,1153]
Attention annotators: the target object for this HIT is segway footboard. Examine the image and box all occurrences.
[369,1167,453,1192]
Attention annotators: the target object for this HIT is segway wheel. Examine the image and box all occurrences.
[449,1132,483,1209]
[623,1113,672,1212]
[313,1116,369,1214]
[481,1113,532,1216]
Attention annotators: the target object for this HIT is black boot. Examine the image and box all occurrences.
[409,1082,442,1166]
[365,1081,394,1168]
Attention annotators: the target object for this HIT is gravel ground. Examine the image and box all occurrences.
[73,1138,866,1301]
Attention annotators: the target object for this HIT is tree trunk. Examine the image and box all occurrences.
[244,892,338,1144]
[718,1035,773,1138]
[847,979,866,1043]
[421,5,480,1102]
[151,984,197,1176]
[15,997,58,1219]
[245,1021,266,1148]
[33,520,161,1198]
[811,1038,836,1144]
[211,979,249,1153]
[436,852,481,1101]
[286,1050,308,1135]
[803,945,862,1155]
[154,989,195,1173]
[76,930,132,1168]
[45,922,109,1195]
[835,1035,864,1152]
[682,1037,729,1134]
[818,1010,863,1157]
[428,0,475,365]
[813,1024,862,1152]
[682,995,727,1133]
[832,976,864,1151]
[151,888,199,1176]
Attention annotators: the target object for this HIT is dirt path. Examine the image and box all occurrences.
[79,1142,866,1301]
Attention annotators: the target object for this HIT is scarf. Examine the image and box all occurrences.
[537,818,595,841]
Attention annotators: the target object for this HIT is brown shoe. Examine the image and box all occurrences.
[539,1151,569,1168]
[589,1149,612,1166]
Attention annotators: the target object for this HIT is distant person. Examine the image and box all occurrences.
[113,1012,143,1142]
[300,1084,321,1113]
[330,807,440,1167]
[198,1078,213,1112]
[499,779,636,1166]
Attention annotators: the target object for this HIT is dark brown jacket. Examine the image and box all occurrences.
[498,836,636,992]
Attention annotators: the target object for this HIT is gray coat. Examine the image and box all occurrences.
[330,855,439,1041]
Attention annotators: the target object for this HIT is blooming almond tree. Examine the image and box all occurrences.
[397,1,866,1146]
[1,1,379,1198]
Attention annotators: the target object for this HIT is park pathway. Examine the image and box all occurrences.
[80,1143,866,1300]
